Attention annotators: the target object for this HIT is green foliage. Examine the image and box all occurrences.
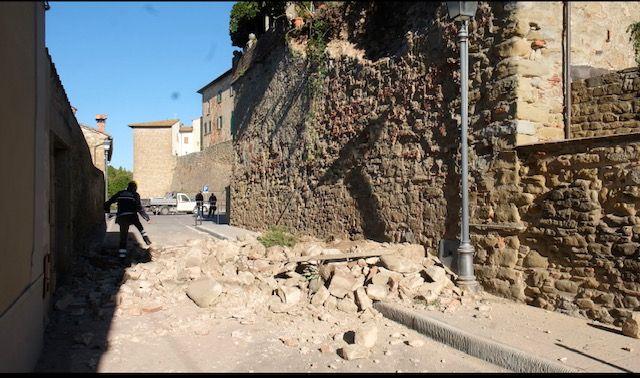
[628,21,640,66]
[107,165,133,198]
[229,1,285,48]
[258,225,297,248]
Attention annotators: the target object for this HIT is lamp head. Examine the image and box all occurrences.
[446,1,478,22]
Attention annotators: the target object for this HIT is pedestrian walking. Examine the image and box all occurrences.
[207,192,217,219]
[104,181,152,258]
[195,191,204,218]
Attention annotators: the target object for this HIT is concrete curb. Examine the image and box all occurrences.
[374,302,579,373]
[194,225,231,240]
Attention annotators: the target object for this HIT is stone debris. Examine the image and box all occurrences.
[622,312,640,339]
[102,235,474,365]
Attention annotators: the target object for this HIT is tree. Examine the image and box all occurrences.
[107,165,133,199]
[229,1,286,48]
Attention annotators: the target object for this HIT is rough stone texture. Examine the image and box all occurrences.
[511,1,640,144]
[570,68,640,138]
[622,312,640,339]
[131,125,177,199]
[170,140,233,197]
[186,278,223,308]
[229,2,640,326]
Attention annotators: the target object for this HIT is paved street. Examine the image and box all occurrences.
[36,214,504,373]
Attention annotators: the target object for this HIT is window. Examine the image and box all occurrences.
[217,90,222,103]
[204,101,210,116]
[184,136,189,144]
[217,116,223,129]
[229,86,234,97]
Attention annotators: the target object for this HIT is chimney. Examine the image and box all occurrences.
[95,114,107,133]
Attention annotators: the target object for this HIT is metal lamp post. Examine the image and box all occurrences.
[103,138,111,201]
[446,1,480,292]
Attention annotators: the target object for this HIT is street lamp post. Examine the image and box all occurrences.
[446,1,480,293]
[103,138,111,201]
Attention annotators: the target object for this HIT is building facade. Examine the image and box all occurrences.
[171,119,200,156]
[0,2,105,372]
[80,115,113,175]
[197,69,234,149]
[129,119,178,198]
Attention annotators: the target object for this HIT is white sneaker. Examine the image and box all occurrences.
[118,249,127,258]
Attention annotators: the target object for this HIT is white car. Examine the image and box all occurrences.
[143,192,209,215]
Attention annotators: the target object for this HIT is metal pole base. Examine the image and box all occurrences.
[455,242,480,293]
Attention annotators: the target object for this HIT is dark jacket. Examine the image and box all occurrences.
[195,193,204,202]
[104,189,150,222]
[208,194,217,205]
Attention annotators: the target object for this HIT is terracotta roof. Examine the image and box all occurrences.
[128,119,179,128]
[179,127,193,133]
[197,68,232,94]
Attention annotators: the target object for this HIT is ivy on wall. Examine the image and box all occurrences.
[629,21,640,66]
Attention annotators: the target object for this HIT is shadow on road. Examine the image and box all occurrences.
[35,231,151,372]
[554,343,633,373]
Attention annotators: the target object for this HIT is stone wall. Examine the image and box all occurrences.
[170,140,233,196]
[478,136,640,326]
[132,127,176,199]
[232,1,520,245]
[570,67,640,138]
[230,1,640,325]
[509,1,640,145]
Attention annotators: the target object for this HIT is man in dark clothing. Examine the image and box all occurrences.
[195,191,204,218]
[207,193,217,219]
[104,181,151,258]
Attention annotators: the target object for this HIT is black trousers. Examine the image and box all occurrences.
[117,215,145,249]
[208,205,216,217]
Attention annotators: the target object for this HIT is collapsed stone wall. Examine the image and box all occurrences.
[570,68,640,138]
[170,140,233,196]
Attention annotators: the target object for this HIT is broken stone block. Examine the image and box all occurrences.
[395,244,426,263]
[354,323,377,348]
[328,270,358,299]
[355,287,373,310]
[415,280,448,302]
[277,286,302,306]
[236,271,255,286]
[366,284,388,301]
[222,263,237,278]
[424,266,447,283]
[265,246,287,261]
[308,277,322,293]
[186,278,223,308]
[622,313,640,338]
[339,344,370,360]
[380,255,420,274]
[399,274,425,291]
[337,297,359,314]
[324,295,338,310]
[311,285,330,307]
[214,240,241,263]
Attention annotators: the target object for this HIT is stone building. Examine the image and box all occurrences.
[230,1,640,326]
[80,114,113,181]
[129,119,179,199]
[0,2,105,371]
[197,68,235,148]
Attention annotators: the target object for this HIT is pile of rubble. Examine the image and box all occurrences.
[112,235,471,360]
[120,236,463,312]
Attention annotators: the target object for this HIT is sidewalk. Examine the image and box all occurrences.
[377,293,640,373]
[195,220,260,241]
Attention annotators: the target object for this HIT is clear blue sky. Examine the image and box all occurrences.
[46,1,237,170]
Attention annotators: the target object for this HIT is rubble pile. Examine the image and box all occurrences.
[116,235,467,322]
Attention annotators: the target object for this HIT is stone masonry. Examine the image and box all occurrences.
[570,67,640,138]
[230,1,640,325]
[170,140,233,195]
[129,120,178,199]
